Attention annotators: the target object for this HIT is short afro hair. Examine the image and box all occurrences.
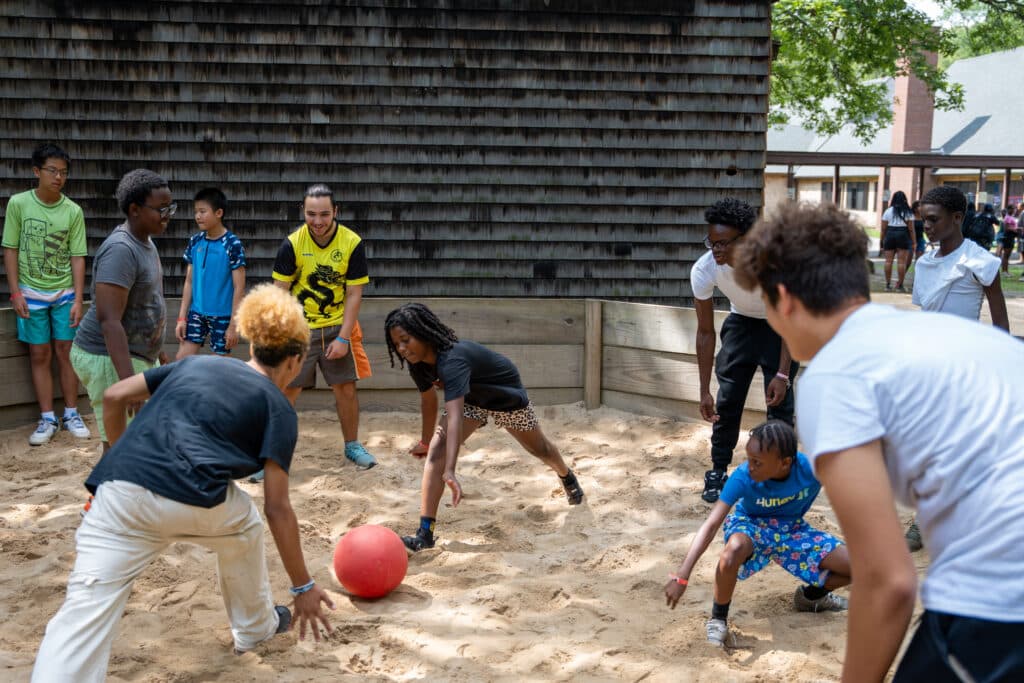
[920,186,967,216]
[733,202,870,314]
[115,169,169,215]
[704,198,758,234]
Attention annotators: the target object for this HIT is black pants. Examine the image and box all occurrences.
[894,611,1024,682]
[711,313,797,470]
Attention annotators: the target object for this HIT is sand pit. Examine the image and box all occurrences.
[0,404,929,681]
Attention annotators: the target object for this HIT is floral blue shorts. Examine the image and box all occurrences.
[723,511,843,587]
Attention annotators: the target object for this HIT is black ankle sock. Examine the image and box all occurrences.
[711,601,730,621]
[802,585,828,601]
[418,516,435,539]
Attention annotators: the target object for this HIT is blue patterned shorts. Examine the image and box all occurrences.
[723,511,843,587]
[184,310,232,355]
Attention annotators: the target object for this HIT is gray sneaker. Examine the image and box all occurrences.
[705,617,730,647]
[793,587,848,613]
[905,519,923,552]
[28,417,60,446]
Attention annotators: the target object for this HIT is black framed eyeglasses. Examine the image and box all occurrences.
[41,166,69,178]
[144,202,177,218]
[704,235,738,250]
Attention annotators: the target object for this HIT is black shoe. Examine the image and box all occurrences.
[561,470,584,505]
[402,532,435,552]
[274,605,292,634]
[701,469,728,503]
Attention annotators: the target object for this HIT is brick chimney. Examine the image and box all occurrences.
[878,51,937,213]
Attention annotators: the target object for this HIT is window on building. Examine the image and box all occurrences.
[821,182,834,204]
[845,181,869,211]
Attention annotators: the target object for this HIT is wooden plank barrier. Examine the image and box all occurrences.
[0,296,770,430]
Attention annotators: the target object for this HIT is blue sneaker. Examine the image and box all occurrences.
[344,441,377,470]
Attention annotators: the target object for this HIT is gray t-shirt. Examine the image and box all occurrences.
[74,224,166,363]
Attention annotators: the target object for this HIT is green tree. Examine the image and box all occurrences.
[770,0,1024,143]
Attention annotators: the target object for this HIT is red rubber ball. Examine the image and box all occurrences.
[333,525,408,598]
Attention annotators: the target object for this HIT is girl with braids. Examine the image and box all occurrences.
[33,285,334,681]
[385,303,584,552]
[663,420,851,648]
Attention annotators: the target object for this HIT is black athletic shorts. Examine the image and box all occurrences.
[883,228,913,251]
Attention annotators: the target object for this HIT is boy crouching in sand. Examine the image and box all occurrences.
[663,421,851,646]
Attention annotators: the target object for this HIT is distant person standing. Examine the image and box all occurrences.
[963,203,998,251]
[880,191,914,292]
[175,188,246,359]
[267,183,375,473]
[2,142,90,445]
[998,204,1017,275]
[909,185,1008,550]
[71,169,171,452]
[690,198,797,504]
[910,200,926,263]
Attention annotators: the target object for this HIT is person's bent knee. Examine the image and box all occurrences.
[332,382,356,398]
[719,536,751,571]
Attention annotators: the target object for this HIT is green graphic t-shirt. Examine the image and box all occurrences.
[1,190,87,290]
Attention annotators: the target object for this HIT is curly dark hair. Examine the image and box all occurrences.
[115,169,169,215]
[749,420,797,462]
[704,197,758,234]
[733,202,870,313]
[384,303,458,368]
[921,186,967,216]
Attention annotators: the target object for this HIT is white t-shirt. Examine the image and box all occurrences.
[689,250,766,318]
[881,206,911,228]
[797,304,1024,622]
[912,238,999,320]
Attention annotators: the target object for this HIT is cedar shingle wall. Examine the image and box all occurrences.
[0,0,771,304]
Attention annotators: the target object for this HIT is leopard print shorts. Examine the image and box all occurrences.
[439,401,539,432]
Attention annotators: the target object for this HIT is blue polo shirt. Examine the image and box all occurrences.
[184,230,245,317]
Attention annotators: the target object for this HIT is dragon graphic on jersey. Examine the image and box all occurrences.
[298,264,345,317]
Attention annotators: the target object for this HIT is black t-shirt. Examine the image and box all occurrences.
[85,355,299,508]
[408,340,528,411]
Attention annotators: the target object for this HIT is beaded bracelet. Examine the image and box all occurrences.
[289,579,316,596]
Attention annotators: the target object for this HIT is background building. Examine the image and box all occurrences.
[1,0,775,305]
[767,47,1024,225]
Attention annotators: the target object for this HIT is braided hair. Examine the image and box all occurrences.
[384,303,458,368]
[749,420,798,463]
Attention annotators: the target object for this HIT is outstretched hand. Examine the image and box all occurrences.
[664,579,687,609]
[293,585,335,641]
[443,472,463,507]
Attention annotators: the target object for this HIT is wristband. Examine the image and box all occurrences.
[10,291,23,300]
[336,337,350,345]
[775,371,791,387]
[668,573,688,586]
[289,579,316,597]
[177,317,186,322]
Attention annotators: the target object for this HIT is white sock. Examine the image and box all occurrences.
[41,411,56,422]
[64,408,79,418]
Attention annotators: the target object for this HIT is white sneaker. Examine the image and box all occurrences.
[705,617,729,647]
[63,413,91,439]
[28,417,60,446]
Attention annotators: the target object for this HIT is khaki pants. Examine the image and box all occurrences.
[32,480,279,682]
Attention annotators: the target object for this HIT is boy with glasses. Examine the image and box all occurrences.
[2,142,89,445]
[71,169,171,452]
[689,198,797,503]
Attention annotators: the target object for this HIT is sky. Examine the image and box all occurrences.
[907,0,944,19]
